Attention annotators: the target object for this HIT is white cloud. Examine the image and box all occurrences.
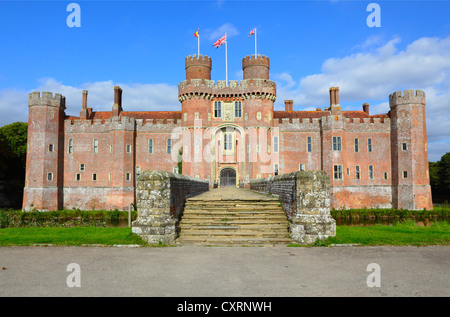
[0,79,179,127]
[35,79,179,117]
[274,35,450,161]
[206,23,239,41]
[0,88,29,126]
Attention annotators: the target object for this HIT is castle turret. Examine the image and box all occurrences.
[389,90,432,210]
[242,54,270,80]
[23,92,66,211]
[185,54,212,81]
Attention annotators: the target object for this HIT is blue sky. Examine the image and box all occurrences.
[0,0,449,161]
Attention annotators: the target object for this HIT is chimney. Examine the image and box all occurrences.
[363,102,370,115]
[82,90,88,109]
[329,87,335,106]
[80,90,89,119]
[284,100,293,112]
[113,86,123,116]
[329,87,341,115]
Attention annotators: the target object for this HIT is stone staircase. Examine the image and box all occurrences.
[176,188,293,246]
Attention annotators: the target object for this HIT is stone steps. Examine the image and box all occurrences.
[177,195,293,246]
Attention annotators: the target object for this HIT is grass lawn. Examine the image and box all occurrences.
[300,220,450,247]
[1,220,449,247]
[0,227,147,246]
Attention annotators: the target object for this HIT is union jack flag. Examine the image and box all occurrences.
[213,33,227,48]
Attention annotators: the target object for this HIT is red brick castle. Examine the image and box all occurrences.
[23,54,433,211]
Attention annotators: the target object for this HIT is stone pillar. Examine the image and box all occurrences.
[290,171,336,244]
[249,171,336,244]
[132,170,209,244]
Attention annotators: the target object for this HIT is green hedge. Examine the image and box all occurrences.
[0,209,137,228]
[330,207,450,220]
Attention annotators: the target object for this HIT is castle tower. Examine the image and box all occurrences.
[242,54,270,80]
[23,92,66,211]
[180,55,213,180]
[389,90,432,210]
[242,55,276,179]
[185,54,211,81]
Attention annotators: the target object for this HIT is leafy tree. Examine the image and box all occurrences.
[438,153,450,202]
[429,152,450,203]
[0,122,28,181]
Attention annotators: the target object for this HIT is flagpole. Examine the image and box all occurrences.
[225,33,228,85]
[255,28,257,57]
[198,33,200,56]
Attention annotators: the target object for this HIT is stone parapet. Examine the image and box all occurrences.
[250,171,336,244]
[178,78,276,101]
[132,170,209,244]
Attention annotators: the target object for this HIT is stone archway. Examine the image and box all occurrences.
[220,168,236,187]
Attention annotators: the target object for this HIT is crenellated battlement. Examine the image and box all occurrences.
[389,90,425,107]
[185,54,212,64]
[65,115,180,133]
[242,54,270,68]
[28,91,66,108]
[185,54,212,81]
[242,54,270,80]
[178,78,276,101]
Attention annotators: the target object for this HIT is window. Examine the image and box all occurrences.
[76,173,80,181]
[47,173,53,181]
[273,136,279,153]
[195,112,199,120]
[68,139,73,154]
[333,165,343,180]
[355,166,361,179]
[368,138,373,152]
[307,136,312,153]
[332,136,342,151]
[167,139,172,154]
[299,163,305,171]
[369,165,374,180]
[126,144,132,153]
[108,173,112,181]
[235,101,242,118]
[126,172,131,181]
[148,139,153,154]
[402,171,408,179]
[48,144,54,152]
[256,112,261,120]
[173,166,178,174]
[136,166,141,176]
[384,172,388,180]
[93,139,98,154]
[214,101,222,117]
[110,145,113,153]
[274,164,279,175]
[402,143,408,151]
[354,138,359,152]
[92,173,97,181]
[224,133,232,150]
[80,164,85,171]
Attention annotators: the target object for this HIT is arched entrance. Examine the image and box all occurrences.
[220,168,236,187]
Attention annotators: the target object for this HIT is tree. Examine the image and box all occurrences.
[429,152,450,203]
[438,153,450,202]
[0,122,28,181]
